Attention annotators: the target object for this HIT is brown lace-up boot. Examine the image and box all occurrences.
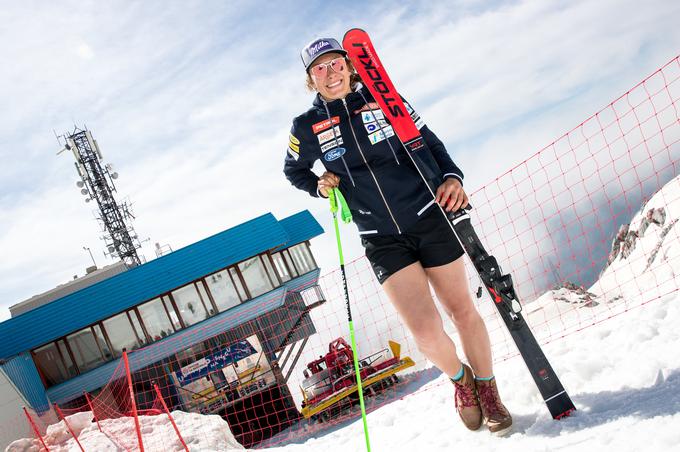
[451,364,482,431]
[475,377,513,436]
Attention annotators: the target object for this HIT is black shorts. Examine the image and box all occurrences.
[361,206,465,284]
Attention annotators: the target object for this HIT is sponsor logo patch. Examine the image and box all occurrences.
[323,147,346,162]
[364,119,388,133]
[367,126,395,145]
[361,110,384,123]
[403,102,424,130]
[312,116,340,134]
[317,126,341,145]
[309,40,330,57]
[321,138,343,152]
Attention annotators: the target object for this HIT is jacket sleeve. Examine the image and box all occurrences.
[402,99,464,186]
[283,120,322,198]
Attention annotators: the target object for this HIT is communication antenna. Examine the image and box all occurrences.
[57,126,142,267]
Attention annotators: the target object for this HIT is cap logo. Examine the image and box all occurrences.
[309,40,331,57]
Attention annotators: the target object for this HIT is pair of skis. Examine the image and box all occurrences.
[342,28,575,420]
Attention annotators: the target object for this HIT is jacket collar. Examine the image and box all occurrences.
[312,83,374,114]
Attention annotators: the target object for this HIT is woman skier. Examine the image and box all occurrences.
[283,37,512,435]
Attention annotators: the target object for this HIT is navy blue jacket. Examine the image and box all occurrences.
[283,85,463,236]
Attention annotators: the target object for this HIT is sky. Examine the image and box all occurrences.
[1,0,679,321]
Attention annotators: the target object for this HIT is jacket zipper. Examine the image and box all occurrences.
[341,98,402,234]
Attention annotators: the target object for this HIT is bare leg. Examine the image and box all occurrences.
[425,256,493,378]
[382,262,463,377]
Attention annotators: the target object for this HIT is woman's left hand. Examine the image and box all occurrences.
[435,178,469,212]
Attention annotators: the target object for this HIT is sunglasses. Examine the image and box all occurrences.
[310,57,347,78]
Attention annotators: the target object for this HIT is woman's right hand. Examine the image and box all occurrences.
[317,171,340,198]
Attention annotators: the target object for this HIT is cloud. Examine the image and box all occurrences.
[76,43,94,60]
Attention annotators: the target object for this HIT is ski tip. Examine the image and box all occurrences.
[342,28,367,41]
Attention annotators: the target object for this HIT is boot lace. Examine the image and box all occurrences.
[454,382,478,408]
[477,382,504,416]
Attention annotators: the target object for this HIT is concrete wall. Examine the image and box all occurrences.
[0,367,34,450]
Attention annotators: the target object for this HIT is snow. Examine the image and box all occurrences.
[8,177,680,451]
[258,292,680,451]
[257,176,680,451]
[5,411,244,452]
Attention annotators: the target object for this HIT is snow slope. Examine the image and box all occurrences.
[259,179,680,450]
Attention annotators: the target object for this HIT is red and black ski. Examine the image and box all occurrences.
[343,28,576,420]
[342,29,442,191]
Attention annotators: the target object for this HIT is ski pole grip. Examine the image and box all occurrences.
[329,188,353,223]
[329,188,338,213]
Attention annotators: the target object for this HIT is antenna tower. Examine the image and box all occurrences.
[58,126,142,267]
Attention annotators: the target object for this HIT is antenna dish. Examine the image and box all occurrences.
[76,181,84,188]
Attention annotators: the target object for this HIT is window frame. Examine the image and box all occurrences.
[30,246,319,388]
[261,253,281,287]
[31,342,70,388]
[170,282,212,328]
[100,311,144,357]
[65,325,108,374]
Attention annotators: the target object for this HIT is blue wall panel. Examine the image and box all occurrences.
[1,353,51,413]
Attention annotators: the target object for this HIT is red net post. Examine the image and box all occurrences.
[53,404,85,452]
[123,351,145,452]
[23,406,50,452]
[153,383,189,452]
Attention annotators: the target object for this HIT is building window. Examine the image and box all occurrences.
[172,284,209,327]
[66,327,109,373]
[261,254,280,286]
[288,243,316,274]
[206,270,242,312]
[128,310,146,344]
[282,250,299,277]
[162,295,183,330]
[238,256,274,298]
[137,297,176,341]
[197,281,216,316]
[228,267,248,300]
[271,252,292,282]
[56,340,77,378]
[33,343,70,387]
[102,312,142,357]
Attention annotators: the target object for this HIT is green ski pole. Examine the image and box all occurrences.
[328,187,371,452]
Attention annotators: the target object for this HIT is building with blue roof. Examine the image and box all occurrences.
[0,209,326,448]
